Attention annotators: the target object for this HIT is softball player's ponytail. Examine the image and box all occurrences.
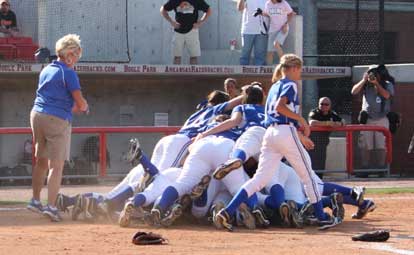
[272,64,284,83]
[271,54,303,83]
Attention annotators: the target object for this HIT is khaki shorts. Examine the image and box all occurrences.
[358,117,389,150]
[172,29,201,57]
[30,111,71,161]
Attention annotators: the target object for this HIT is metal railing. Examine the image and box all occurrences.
[0,125,392,180]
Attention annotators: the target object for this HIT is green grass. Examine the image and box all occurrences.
[0,200,27,206]
[366,187,414,194]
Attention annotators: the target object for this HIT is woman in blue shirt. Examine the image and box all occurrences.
[27,34,88,222]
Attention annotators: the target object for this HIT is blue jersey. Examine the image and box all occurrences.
[178,102,229,138]
[232,104,265,131]
[32,61,81,122]
[264,78,300,127]
[199,121,243,141]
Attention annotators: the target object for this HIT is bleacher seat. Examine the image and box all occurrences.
[0,38,8,44]
[0,44,17,60]
[6,37,33,45]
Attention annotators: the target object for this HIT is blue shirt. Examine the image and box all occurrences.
[232,104,265,131]
[199,121,242,141]
[32,61,81,122]
[178,102,229,138]
[264,78,299,127]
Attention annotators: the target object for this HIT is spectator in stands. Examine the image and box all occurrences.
[262,0,295,65]
[0,0,18,37]
[224,78,240,99]
[237,0,268,66]
[160,0,211,65]
[308,97,344,179]
[351,65,394,169]
[27,34,89,222]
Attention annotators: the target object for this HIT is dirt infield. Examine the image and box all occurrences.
[1,187,414,255]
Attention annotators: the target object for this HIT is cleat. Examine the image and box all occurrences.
[83,197,98,220]
[213,208,233,232]
[149,207,162,227]
[252,206,270,228]
[330,192,345,220]
[43,205,62,222]
[160,203,183,227]
[55,193,73,213]
[119,201,135,227]
[72,194,86,221]
[279,202,291,227]
[211,202,225,229]
[352,186,366,206]
[126,138,143,164]
[318,216,342,230]
[238,203,256,230]
[287,200,303,228]
[213,158,243,180]
[352,200,376,219]
[190,175,211,200]
[179,194,192,211]
[27,198,44,214]
[298,202,316,226]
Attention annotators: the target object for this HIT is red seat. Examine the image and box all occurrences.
[15,44,38,61]
[0,38,8,44]
[7,36,33,45]
[0,44,17,60]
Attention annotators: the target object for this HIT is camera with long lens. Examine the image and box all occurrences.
[368,72,377,81]
[253,8,263,17]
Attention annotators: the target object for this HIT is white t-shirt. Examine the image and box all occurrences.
[241,0,268,35]
[264,0,293,33]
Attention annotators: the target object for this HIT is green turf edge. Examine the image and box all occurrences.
[366,187,414,194]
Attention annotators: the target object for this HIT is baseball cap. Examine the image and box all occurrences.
[367,64,379,73]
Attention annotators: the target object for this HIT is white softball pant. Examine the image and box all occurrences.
[151,134,191,171]
[141,167,181,207]
[233,126,266,161]
[243,125,321,204]
[173,136,235,197]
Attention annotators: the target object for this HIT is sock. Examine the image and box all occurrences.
[312,200,328,221]
[323,182,352,196]
[133,193,146,207]
[139,153,159,176]
[264,184,285,209]
[246,193,258,210]
[193,189,208,207]
[321,196,331,208]
[343,195,359,206]
[231,149,247,162]
[157,186,179,211]
[107,187,134,211]
[225,188,248,216]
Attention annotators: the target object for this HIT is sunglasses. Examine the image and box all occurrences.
[320,103,330,106]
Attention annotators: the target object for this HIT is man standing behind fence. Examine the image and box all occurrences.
[161,0,211,65]
[308,97,344,179]
[27,34,88,222]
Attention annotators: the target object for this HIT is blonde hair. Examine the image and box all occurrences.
[55,34,82,59]
[271,54,303,83]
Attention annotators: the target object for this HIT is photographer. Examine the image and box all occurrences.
[237,0,268,66]
[351,65,395,169]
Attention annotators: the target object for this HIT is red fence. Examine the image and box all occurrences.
[0,125,392,179]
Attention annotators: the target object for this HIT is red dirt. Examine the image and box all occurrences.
[1,192,414,255]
